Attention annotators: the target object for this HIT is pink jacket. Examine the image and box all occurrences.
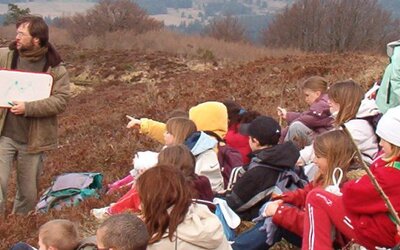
[286,94,333,134]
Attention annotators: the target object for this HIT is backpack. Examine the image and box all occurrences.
[203,130,244,189]
[235,165,308,213]
[359,113,383,132]
[217,143,244,189]
[36,172,103,213]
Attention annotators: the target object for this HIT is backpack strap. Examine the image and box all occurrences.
[226,166,245,191]
[236,185,276,213]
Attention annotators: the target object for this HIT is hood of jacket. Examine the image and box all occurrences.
[175,203,228,249]
[189,101,228,140]
[185,131,217,156]
[386,40,400,57]
[356,98,381,118]
[250,141,300,169]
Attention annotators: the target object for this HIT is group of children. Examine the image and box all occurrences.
[12,75,400,250]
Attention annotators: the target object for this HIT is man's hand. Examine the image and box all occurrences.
[277,107,287,120]
[9,101,25,115]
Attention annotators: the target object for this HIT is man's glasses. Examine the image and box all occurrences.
[16,32,31,38]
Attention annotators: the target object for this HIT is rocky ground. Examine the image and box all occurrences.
[0,44,387,248]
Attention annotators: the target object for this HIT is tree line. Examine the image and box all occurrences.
[2,0,399,53]
[263,0,400,52]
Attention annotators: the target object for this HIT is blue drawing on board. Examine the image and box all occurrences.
[1,71,52,107]
[5,80,34,100]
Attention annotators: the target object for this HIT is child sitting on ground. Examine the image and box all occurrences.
[277,76,333,149]
[127,101,228,144]
[107,116,197,193]
[303,106,400,250]
[225,115,300,221]
[126,102,229,192]
[10,219,96,250]
[298,80,380,180]
[96,213,149,250]
[96,145,214,218]
[138,165,231,250]
[232,130,359,249]
[223,100,261,164]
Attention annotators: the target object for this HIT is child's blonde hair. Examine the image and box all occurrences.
[165,117,197,144]
[328,80,364,126]
[313,130,358,188]
[302,76,329,93]
[383,142,400,162]
[39,219,80,250]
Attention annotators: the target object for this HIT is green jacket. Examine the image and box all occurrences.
[0,47,70,153]
[376,41,400,114]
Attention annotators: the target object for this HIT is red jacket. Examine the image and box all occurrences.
[342,154,400,249]
[225,124,251,164]
[272,183,316,236]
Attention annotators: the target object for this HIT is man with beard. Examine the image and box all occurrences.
[0,15,70,216]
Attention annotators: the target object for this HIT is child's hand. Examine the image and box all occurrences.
[296,158,305,166]
[126,115,141,129]
[277,107,287,119]
[263,200,283,217]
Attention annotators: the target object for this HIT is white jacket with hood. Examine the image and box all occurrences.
[300,99,379,165]
[186,131,224,193]
[147,203,232,250]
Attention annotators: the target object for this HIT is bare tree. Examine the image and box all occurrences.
[58,0,163,42]
[263,0,398,52]
[204,15,246,42]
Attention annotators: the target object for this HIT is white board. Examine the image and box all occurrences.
[0,69,53,108]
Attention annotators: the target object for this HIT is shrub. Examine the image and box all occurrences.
[57,0,163,42]
[204,15,246,43]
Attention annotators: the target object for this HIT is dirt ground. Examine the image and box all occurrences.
[0,45,387,248]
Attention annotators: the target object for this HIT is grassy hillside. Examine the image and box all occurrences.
[0,33,387,247]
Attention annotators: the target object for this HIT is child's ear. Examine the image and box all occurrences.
[316,90,322,97]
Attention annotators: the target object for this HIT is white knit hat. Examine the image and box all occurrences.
[376,106,400,147]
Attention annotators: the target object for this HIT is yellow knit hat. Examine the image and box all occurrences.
[189,101,228,139]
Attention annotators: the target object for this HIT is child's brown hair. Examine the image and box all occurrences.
[302,76,329,93]
[313,130,359,188]
[97,213,149,250]
[328,80,364,126]
[137,165,192,244]
[39,219,79,250]
[158,145,196,181]
[165,117,197,144]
